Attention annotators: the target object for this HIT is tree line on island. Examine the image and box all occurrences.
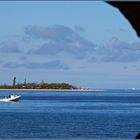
[0,77,78,90]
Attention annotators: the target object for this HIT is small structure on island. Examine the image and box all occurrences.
[13,77,16,87]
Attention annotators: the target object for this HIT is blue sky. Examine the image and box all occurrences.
[0,1,140,89]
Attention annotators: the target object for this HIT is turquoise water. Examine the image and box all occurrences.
[0,89,140,138]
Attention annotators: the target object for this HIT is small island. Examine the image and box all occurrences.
[0,77,79,90]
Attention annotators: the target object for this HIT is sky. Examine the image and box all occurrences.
[0,1,140,89]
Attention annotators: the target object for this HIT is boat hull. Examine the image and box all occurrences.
[0,96,21,102]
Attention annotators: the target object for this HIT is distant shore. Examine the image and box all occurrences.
[0,88,104,92]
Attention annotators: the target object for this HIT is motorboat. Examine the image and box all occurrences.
[0,95,21,102]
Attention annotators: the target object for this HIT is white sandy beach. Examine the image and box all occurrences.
[0,88,104,92]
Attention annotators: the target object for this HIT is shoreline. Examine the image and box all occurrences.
[0,88,104,92]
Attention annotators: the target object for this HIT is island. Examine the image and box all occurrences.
[0,77,82,90]
[0,77,93,91]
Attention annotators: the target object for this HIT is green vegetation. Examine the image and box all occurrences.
[0,77,78,90]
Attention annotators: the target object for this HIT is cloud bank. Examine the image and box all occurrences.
[25,25,140,63]
[1,24,140,68]
[25,24,96,59]
[0,40,21,53]
[93,37,140,63]
[3,60,69,70]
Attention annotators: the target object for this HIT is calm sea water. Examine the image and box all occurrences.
[0,89,140,139]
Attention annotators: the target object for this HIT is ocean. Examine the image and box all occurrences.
[0,89,140,139]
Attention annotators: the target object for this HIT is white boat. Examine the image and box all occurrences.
[0,95,21,102]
